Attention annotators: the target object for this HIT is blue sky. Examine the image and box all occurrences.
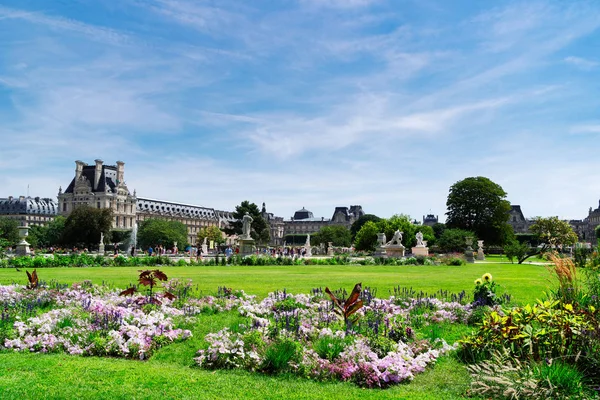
[1,0,599,221]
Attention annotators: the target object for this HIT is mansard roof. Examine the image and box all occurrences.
[293,207,314,220]
[0,196,58,215]
[64,164,119,194]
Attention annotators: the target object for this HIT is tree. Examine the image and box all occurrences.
[312,225,352,247]
[379,214,416,248]
[437,228,476,253]
[137,219,188,250]
[354,221,380,251]
[62,206,113,249]
[595,225,600,246]
[46,216,66,247]
[197,226,225,245]
[508,217,578,264]
[432,223,446,239]
[0,217,19,246]
[27,225,46,248]
[503,241,531,264]
[224,201,270,245]
[110,230,132,251]
[445,177,512,245]
[350,214,381,241]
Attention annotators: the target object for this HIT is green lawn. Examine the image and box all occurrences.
[0,262,555,304]
[0,263,557,399]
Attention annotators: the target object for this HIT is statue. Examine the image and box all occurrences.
[203,237,207,245]
[305,234,311,247]
[416,231,424,247]
[100,232,104,244]
[242,212,253,239]
[386,230,403,246]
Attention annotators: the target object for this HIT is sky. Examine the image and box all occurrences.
[1,0,599,222]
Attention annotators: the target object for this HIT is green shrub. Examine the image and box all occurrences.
[261,338,302,374]
[313,336,349,361]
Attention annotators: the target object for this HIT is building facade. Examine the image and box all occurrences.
[261,204,364,244]
[422,214,438,227]
[58,160,137,229]
[0,196,58,226]
[508,205,533,234]
[58,160,234,246]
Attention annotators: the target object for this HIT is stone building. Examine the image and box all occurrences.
[0,196,58,226]
[264,205,364,243]
[58,160,137,229]
[58,160,234,246]
[136,197,234,245]
[422,214,438,227]
[508,205,533,234]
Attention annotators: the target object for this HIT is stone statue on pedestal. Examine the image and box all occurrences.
[416,231,424,247]
[242,213,253,239]
[305,234,312,257]
[386,230,403,246]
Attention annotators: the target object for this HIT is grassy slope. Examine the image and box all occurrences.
[0,263,554,304]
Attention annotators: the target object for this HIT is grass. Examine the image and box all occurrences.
[0,262,555,304]
[0,262,556,399]
[0,312,476,400]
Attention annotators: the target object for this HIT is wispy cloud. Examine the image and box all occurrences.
[564,56,598,71]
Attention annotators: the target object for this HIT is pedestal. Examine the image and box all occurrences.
[412,246,429,256]
[327,242,334,256]
[477,249,485,261]
[99,244,105,254]
[202,244,208,254]
[374,246,387,257]
[16,239,31,256]
[384,244,405,258]
[239,238,255,256]
[305,247,312,257]
[465,249,475,263]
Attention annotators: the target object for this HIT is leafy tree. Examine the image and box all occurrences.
[437,228,476,253]
[62,206,113,249]
[595,225,600,246]
[224,201,270,245]
[508,217,578,264]
[27,225,46,248]
[354,221,380,251]
[503,241,531,264]
[432,223,446,239]
[137,219,188,250]
[46,216,66,247]
[197,226,225,245]
[379,214,416,248]
[0,231,10,258]
[0,217,19,245]
[445,177,512,245]
[312,225,352,247]
[110,230,132,251]
[350,214,381,241]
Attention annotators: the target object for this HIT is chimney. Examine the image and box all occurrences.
[75,160,86,180]
[94,159,103,191]
[116,161,125,185]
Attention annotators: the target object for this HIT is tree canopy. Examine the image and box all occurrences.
[352,214,435,251]
[62,206,113,249]
[437,228,476,253]
[445,176,513,245]
[26,216,66,249]
[137,219,188,250]
[350,214,381,241]
[312,225,352,247]
[0,217,19,246]
[223,201,270,245]
[197,225,225,246]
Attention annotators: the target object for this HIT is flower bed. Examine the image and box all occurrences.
[195,289,469,388]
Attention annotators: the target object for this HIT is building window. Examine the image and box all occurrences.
[97,202,101,209]
[63,203,67,212]
[116,216,120,227]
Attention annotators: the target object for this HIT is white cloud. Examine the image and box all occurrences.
[564,56,599,71]
[570,124,600,134]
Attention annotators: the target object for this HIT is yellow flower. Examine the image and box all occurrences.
[482,273,492,283]
[474,278,482,286]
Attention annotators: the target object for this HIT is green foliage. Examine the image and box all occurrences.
[311,225,352,247]
[503,240,532,264]
[414,225,435,247]
[529,217,578,251]
[445,176,512,245]
[473,273,504,306]
[437,228,475,253]
[137,219,188,250]
[350,214,381,241]
[379,214,416,248]
[62,206,113,249]
[197,226,225,246]
[223,201,270,245]
[573,245,592,269]
[261,338,302,374]
[0,217,19,245]
[110,230,132,247]
[432,223,446,239]
[313,336,350,361]
[353,221,380,251]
